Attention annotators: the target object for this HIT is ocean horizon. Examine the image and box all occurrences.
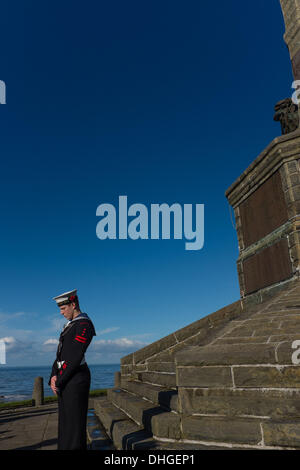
[0,364,121,402]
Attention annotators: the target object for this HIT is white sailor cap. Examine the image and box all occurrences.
[53,289,78,306]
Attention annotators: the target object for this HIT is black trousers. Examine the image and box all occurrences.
[57,364,91,450]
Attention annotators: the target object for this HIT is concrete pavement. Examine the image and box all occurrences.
[0,403,59,450]
[0,399,113,450]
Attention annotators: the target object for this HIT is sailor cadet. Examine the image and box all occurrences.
[48,289,96,450]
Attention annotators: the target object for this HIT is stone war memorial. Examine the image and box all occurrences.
[93,1,300,450]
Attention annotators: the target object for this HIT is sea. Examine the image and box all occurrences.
[0,364,121,402]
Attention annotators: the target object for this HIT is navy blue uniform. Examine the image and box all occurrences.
[49,313,96,450]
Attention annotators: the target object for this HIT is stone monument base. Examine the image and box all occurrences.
[94,279,300,450]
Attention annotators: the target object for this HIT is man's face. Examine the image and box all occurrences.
[59,303,75,321]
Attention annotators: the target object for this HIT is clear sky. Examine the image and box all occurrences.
[0,0,294,366]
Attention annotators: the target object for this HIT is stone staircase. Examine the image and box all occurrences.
[94,279,300,450]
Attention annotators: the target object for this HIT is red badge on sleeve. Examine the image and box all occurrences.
[75,335,87,344]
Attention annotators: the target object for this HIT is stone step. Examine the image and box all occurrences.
[175,342,297,367]
[96,395,300,448]
[107,388,155,428]
[93,397,254,450]
[179,387,300,418]
[138,371,176,388]
[253,309,300,316]
[86,408,115,450]
[126,361,176,374]
[181,415,263,446]
[93,396,152,449]
[147,362,176,373]
[93,395,129,437]
[120,378,178,411]
[267,301,300,308]
[261,419,300,448]
[181,415,300,448]
[107,388,181,439]
[177,363,300,389]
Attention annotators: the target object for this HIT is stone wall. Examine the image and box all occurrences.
[94,279,300,449]
[120,300,242,381]
[279,0,300,81]
[226,130,300,300]
[174,281,300,448]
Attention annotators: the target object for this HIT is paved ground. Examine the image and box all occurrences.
[0,400,113,450]
[0,403,59,450]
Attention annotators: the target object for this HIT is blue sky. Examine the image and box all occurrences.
[0,0,294,366]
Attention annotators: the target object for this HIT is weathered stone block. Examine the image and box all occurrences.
[290,173,300,187]
[146,350,173,362]
[287,202,300,218]
[274,299,300,308]
[174,317,210,343]
[151,412,181,439]
[276,340,300,364]
[181,330,211,346]
[291,259,300,272]
[175,343,276,366]
[121,379,178,411]
[261,309,300,316]
[277,325,300,335]
[214,336,270,345]
[157,390,178,412]
[262,421,300,447]
[108,389,150,426]
[280,317,300,328]
[133,364,148,372]
[284,186,294,206]
[287,161,298,174]
[257,279,296,305]
[147,341,197,363]
[181,416,262,444]
[121,364,133,375]
[252,327,282,337]
[234,365,300,388]
[241,290,261,308]
[269,333,300,342]
[179,387,300,418]
[121,353,134,366]
[93,397,128,439]
[283,292,300,299]
[141,372,176,388]
[288,231,300,248]
[174,301,241,343]
[243,319,275,327]
[111,418,145,450]
[290,245,300,262]
[222,326,255,337]
[147,362,176,373]
[121,379,156,399]
[211,321,246,338]
[291,184,300,201]
[177,366,233,387]
[252,313,300,321]
[207,302,242,324]
[134,334,177,364]
[120,377,131,389]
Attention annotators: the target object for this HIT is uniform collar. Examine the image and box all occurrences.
[63,312,90,330]
[70,312,89,322]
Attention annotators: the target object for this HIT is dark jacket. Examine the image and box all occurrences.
[48,313,96,389]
